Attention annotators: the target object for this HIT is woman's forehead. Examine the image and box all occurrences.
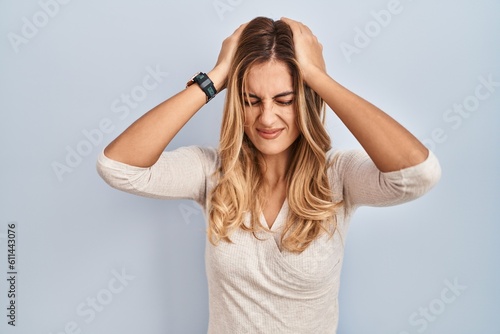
[245,61,293,97]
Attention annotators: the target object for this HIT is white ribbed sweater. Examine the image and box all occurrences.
[96,146,441,333]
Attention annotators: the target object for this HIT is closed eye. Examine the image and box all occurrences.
[275,99,294,106]
[242,91,294,107]
[244,99,261,106]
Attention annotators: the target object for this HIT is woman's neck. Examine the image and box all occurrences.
[259,151,291,187]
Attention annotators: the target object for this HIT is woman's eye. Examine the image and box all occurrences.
[244,100,260,106]
[276,100,294,106]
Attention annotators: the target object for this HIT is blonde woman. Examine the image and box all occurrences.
[97,17,441,333]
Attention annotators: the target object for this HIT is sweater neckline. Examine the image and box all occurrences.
[259,199,288,232]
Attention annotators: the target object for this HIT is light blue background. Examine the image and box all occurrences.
[1,0,499,333]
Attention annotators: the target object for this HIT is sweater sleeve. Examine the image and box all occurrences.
[329,149,441,208]
[96,146,218,206]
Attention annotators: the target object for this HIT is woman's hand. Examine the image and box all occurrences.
[282,17,429,171]
[103,23,247,167]
[281,17,326,84]
[212,22,248,90]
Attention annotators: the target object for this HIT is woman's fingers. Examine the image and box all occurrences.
[281,17,327,83]
[213,21,248,85]
[282,17,313,37]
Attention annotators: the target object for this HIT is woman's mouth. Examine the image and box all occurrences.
[257,128,283,139]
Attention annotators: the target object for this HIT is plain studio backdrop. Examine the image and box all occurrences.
[0,0,498,333]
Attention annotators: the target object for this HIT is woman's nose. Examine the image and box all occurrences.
[259,100,276,125]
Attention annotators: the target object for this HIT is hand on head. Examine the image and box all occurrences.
[214,17,326,90]
[213,22,248,89]
[280,17,327,84]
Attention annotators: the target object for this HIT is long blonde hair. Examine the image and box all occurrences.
[208,17,340,253]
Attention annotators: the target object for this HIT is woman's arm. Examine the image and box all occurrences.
[103,23,247,167]
[282,17,429,173]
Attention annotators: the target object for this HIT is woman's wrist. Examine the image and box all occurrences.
[208,65,228,92]
[302,67,331,92]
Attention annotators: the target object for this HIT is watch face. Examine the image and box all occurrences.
[194,73,207,83]
[186,72,216,102]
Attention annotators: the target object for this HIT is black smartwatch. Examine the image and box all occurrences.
[186,72,217,103]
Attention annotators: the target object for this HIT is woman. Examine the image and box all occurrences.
[97,17,441,333]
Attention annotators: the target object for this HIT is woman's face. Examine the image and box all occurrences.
[243,61,300,161]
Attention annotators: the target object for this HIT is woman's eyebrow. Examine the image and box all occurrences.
[245,93,260,99]
[273,91,295,99]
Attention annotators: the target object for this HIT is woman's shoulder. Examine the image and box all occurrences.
[326,147,441,179]
[326,148,367,174]
[160,145,217,160]
[161,145,220,172]
[172,145,218,161]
